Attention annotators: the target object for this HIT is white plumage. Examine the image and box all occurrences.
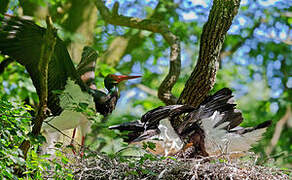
[131,119,183,156]
[132,111,268,157]
[41,79,94,154]
[157,119,183,156]
[109,88,271,158]
[202,111,267,156]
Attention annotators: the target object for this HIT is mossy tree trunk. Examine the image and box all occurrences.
[173,0,241,130]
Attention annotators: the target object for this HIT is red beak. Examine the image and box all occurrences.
[112,75,141,83]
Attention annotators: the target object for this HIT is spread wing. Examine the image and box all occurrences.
[110,88,271,157]
[0,16,88,115]
[178,88,243,135]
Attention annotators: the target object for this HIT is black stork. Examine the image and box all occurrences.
[0,15,141,156]
[110,88,272,157]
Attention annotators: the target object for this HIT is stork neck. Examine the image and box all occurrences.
[108,85,119,95]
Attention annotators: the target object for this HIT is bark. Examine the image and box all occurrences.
[175,0,241,128]
[19,16,57,158]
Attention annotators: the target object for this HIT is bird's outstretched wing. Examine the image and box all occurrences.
[109,120,145,142]
[77,46,99,90]
[110,88,271,157]
[141,105,194,125]
[109,105,195,142]
[178,88,243,135]
[0,15,88,115]
[176,88,271,157]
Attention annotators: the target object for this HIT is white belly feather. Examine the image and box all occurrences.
[41,79,95,155]
[137,119,184,156]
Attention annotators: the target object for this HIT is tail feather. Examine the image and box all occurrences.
[200,88,243,130]
[200,112,271,156]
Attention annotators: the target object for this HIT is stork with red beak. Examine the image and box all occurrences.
[0,15,141,156]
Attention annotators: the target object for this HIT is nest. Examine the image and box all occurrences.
[67,152,290,180]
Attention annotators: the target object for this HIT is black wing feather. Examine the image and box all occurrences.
[0,16,87,115]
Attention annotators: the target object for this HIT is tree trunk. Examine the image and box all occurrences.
[174,0,241,129]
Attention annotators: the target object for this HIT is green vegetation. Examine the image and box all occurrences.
[0,0,291,179]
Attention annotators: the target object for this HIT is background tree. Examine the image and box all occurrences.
[0,0,291,170]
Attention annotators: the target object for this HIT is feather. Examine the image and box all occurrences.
[202,112,270,155]
[0,15,89,116]
[112,88,272,157]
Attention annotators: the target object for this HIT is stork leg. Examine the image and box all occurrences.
[80,136,85,158]
[70,128,77,155]
[79,116,91,158]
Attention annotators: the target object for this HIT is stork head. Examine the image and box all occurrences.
[104,74,141,90]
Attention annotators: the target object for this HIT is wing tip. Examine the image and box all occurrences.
[255,120,272,130]
[108,125,119,130]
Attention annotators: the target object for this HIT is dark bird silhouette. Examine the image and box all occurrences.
[0,15,140,156]
[110,88,272,157]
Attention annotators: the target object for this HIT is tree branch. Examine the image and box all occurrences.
[99,0,178,67]
[94,0,180,105]
[19,16,57,158]
[136,84,157,97]
[177,0,240,105]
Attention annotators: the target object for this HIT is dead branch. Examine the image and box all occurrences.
[94,0,180,105]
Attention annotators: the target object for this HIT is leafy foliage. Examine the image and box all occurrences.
[0,97,74,179]
[0,96,30,179]
[0,0,291,178]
